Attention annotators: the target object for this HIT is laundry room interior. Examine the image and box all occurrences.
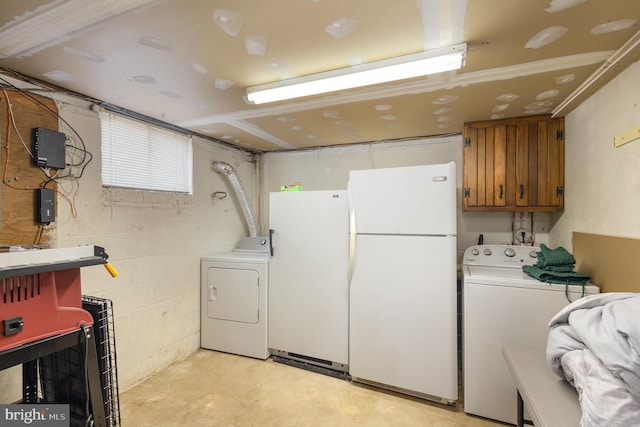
[0,1,639,426]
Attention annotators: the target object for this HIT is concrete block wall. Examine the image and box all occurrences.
[0,96,258,398]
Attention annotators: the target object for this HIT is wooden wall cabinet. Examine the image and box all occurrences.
[463,114,564,212]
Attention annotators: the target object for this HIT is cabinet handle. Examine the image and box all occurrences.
[519,184,525,199]
[499,184,504,199]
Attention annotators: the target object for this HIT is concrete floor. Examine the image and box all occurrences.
[119,349,505,427]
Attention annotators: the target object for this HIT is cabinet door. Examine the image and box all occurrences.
[538,118,564,209]
[463,115,564,212]
[463,125,506,209]
[515,122,531,207]
[515,118,564,209]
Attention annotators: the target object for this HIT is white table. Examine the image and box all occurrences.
[502,343,581,427]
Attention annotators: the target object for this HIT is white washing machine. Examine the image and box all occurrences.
[462,244,599,425]
[201,237,270,359]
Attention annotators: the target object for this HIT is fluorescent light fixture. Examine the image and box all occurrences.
[247,43,467,104]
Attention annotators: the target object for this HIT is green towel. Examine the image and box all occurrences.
[535,244,576,268]
[522,265,591,286]
[539,264,575,273]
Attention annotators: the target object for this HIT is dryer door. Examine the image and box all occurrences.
[206,267,259,324]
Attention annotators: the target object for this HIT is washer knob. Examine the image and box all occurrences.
[529,250,539,258]
[483,248,492,256]
[504,247,516,257]
[471,248,480,256]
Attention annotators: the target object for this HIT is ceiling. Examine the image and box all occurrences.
[0,0,638,153]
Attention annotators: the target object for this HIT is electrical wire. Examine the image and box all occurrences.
[66,133,90,167]
[57,179,80,219]
[1,78,88,221]
[0,75,93,178]
[1,87,25,191]
[4,89,33,158]
[34,224,44,245]
[2,87,11,185]
[2,88,43,190]
[530,212,535,245]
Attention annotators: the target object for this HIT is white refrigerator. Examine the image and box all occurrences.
[268,190,350,371]
[348,162,458,403]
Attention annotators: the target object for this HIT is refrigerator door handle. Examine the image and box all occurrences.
[348,231,355,285]
[269,228,274,256]
[347,200,356,286]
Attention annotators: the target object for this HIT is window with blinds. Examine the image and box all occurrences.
[100,112,193,194]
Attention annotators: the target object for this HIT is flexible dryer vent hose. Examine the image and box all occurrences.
[212,161,259,237]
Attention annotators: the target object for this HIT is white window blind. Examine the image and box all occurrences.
[100,112,193,194]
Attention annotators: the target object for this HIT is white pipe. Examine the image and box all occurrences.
[212,161,259,237]
[553,29,640,117]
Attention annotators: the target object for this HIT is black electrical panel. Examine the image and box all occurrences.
[36,188,55,224]
[33,127,66,169]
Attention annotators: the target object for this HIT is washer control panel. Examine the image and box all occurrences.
[463,245,540,268]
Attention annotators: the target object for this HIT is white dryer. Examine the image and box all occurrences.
[462,244,599,424]
[201,237,270,359]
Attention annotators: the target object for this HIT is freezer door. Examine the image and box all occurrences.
[348,163,456,235]
[268,190,350,365]
[349,234,458,401]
